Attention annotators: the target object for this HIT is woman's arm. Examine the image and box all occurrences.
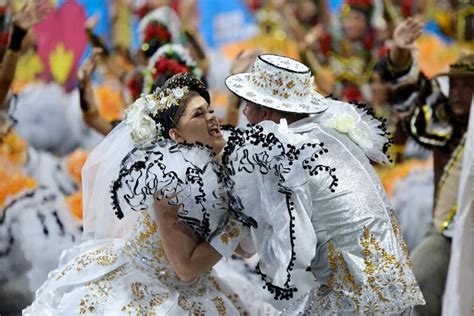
[78,48,113,135]
[179,1,209,76]
[154,196,222,282]
[0,1,49,108]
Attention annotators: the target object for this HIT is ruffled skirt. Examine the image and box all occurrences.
[24,239,249,315]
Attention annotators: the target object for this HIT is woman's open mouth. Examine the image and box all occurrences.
[208,124,223,138]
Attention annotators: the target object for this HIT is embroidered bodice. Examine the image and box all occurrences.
[123,211,210,294]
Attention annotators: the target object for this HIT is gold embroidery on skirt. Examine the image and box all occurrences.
[121,281,171,314]
[79,266,126,314]
[56,245,119,281]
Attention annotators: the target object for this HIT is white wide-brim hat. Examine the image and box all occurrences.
[225,54,328,114]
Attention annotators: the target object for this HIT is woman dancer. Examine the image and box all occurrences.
[24,74,253,315]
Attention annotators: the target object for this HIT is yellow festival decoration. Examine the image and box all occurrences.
[13,50,45,93]
[0,167,37,208]
[49,42,74,85]
[0,131,28,166]
[416,35,461,79]
[112,2,133,49]
[65,149,89,184]
[221,7,299,60]
[95,86,125,122]
[12,0,28,11]
[12,0,56,11]
[65,191,83,220]
[64,148,88,220]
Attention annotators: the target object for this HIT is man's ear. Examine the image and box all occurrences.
[169,128,183,142]
[261,107,271,121]
[261,108,280,123]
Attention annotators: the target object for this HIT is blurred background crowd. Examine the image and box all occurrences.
[0,0,472,314]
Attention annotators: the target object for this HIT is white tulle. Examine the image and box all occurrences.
[13,83,102,156]
[82,122,139,241]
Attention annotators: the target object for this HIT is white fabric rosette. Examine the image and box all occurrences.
[318,99,391,164]
[123,94,166,146]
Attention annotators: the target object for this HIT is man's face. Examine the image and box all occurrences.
[243,101,265,124]
[449,75,474,123]
[297,0,318,22]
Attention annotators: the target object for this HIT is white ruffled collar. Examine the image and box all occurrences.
[287,113,325,133]
[284,100,391,165]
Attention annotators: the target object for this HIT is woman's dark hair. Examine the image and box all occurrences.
[151,73,209,139]
[150,72,208,94]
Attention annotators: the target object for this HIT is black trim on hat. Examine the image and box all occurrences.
[258,54,310,74]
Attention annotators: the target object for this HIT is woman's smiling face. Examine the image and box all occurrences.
[169,92,225,154]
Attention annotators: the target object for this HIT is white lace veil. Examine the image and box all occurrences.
[82,122,140,241]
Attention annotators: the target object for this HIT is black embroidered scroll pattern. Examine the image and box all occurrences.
[111,141,226,240]
[255,188,300,300]
[178,166,211,239]
[223,125,295,180]
[214,162,258,229]
[221,124,340,300]
[113,146,182,217]
[221,125,309,299]
[301,142,339,193]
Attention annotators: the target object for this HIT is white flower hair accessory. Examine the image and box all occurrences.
[157,86,190,110]
[125,86,190,145]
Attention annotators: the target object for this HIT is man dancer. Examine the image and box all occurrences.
[225,54,425,314]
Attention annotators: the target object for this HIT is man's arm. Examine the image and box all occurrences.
[386,17,423,77]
